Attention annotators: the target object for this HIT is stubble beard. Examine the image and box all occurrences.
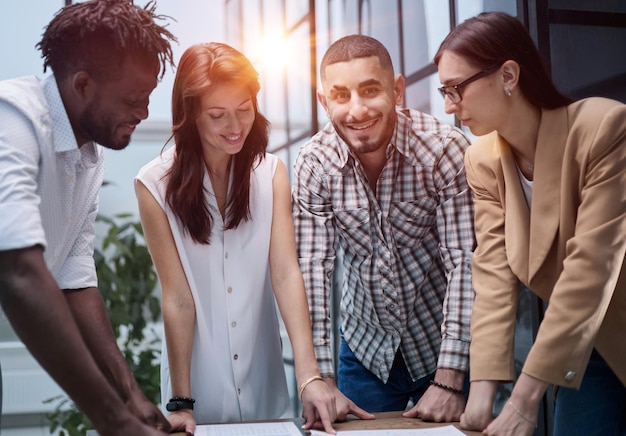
[332,115,395,155]
[79,101,131,150]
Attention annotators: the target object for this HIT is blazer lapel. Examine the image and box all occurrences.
[498,136,531,283]
[528,107,568,282]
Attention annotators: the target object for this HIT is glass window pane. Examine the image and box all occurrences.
[550,24,626,100]
[286,0,310,27]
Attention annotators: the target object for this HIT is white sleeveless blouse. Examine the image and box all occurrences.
[136,147,288,423]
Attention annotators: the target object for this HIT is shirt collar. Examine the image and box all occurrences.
[42,74,79,154]
[391,109,415,160]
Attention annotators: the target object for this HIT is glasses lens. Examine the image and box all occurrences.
[449,89,460,104]
[438,87,453,102]
[439,87,460,104]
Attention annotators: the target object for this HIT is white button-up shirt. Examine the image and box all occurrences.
[0,74,103,290]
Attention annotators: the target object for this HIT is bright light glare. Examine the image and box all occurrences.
[250,33,292,72]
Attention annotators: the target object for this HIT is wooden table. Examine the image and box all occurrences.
[180,411,481,435]
[88,411,483,435]
[326,411,482,435]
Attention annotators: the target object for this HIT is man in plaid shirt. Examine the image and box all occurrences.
[292,34,475,422]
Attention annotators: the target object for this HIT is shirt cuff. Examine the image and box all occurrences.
[314,344,335,378]
[0,202,46,250]
[437,337,470,372]
[56,255,97,290]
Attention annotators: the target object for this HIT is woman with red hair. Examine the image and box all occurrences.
[135,43,365,434]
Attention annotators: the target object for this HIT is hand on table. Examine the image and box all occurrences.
[402,384,465,422]
[460,374,545,435]
[404,369,466,422]
[459,380,495,431]
[301,377,375,434]
[126,388,172,433]
[166,410,195,436]
[480,400,536,436]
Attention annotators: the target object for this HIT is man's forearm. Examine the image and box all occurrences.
[64,287,141,401]
[0,248,131,430]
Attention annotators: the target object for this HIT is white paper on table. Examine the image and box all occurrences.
[195,421,303,436]
[311,425,466,436]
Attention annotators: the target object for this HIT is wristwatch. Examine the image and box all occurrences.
[166,397,195,411]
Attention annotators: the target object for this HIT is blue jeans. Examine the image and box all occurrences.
[553,349,626,436]
[337,335,434,412]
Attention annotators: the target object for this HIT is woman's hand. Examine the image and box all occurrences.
[166,410,196,436]
[460,380,497,431]
[300,378,337,434]
[482,373,546,435]
[301,377,375,434]
[483,400,537,436]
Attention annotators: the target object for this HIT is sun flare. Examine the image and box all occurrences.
[250,33,293,72]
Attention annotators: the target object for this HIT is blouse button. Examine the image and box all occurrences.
[231,321,237,328]
[227,287,233,293]
[234,354,239,360]
[225,252,229,259]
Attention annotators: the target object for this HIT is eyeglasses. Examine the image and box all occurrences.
[437,65,501,104]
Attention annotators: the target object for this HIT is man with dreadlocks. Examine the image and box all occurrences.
[0,1,176,435]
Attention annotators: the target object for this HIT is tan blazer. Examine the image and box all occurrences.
[464,97,626,389]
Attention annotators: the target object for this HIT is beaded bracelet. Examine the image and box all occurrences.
[298,375,324,400]
[429,380,464,395]
[166,396,195,411]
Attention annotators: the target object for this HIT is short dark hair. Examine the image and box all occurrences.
[434,12,572,109]
[320,34,394,80]
[37,0,176,80]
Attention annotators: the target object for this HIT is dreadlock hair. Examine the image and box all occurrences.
[37,0,176,81]
[165,42,269,245]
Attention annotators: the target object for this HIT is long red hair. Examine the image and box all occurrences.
[164,42,269,244]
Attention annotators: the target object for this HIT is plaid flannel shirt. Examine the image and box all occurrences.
[292,108,475,383]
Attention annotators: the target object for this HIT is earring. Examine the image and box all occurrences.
[505,87,512,97]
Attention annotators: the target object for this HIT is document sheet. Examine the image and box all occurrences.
[311,426,466,435]
[195,421,303,436]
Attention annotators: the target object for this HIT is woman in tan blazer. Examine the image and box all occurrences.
[434,12,626,436]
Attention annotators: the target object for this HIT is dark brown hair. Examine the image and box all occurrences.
[165,42,269,244]
[320,34,394,80]
[37,0,176,80]
[434,11,572,109]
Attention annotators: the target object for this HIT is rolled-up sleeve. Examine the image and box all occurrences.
[0,101,46,251]
[434,128,476,372]
[292,151,337,377]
